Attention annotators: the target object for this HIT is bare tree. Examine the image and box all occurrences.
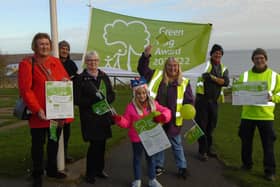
[0,52,7,87]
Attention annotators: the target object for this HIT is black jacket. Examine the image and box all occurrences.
[202,62,229,101]
[61,59,78,79]
[74,69,115,141]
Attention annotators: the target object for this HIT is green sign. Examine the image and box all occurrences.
[232,81,267,92]
[232,81,268,105]
[86,8,212,72]
[49,120,58,142]
[134,111,160,134]
[184,123,204,144]
[92,99,111,115]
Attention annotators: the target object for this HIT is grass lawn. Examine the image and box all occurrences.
[215,103,280,187]
[1,87,280,187]
[0,87,131,177]
[0,88,20,127]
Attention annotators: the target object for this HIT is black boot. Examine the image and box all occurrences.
[32,176,42,187]
[178,168,189,180]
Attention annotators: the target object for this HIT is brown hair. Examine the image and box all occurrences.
[59,40,70,50]
[163,57,183,85]
[31,32,52,51]
[251,48,268,61]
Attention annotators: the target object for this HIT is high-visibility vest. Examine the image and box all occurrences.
[240,69,278,120]
[195,61,227,103]
[148,69,189,126]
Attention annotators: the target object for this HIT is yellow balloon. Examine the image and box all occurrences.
[180,104,196,120]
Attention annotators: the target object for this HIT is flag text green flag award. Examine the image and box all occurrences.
[86,8,212,72]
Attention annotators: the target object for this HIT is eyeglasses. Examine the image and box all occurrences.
[253,56,266,61]
[86,59,99,62]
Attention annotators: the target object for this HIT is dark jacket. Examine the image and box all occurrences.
[74,69,115,141]
[201,61,229,101]
[61,59,78,80]
[137,53,194,137]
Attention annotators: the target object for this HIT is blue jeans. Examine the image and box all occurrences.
[155,134,187,169]
[132,142,156,180]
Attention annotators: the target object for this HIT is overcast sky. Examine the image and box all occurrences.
[0,0,279,54]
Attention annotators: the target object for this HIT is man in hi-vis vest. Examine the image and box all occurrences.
[238,48,280,181]
[137,45,194,180]
[195,44,229,161]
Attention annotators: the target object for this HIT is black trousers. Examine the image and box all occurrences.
[63,123,71,157]
[195,96,218,154]
[30,127,61,178]
[86,139,106,177]
[239,119,276,175]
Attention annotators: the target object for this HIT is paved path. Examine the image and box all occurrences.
[0,136,238,187]
[0,121,27,132]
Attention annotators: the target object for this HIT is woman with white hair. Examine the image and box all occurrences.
[74,51,115,184]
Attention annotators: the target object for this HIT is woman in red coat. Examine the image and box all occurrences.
[18,33,71,187]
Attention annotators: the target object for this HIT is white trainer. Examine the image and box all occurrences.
[148,179,163,187]
[131,179,141,187]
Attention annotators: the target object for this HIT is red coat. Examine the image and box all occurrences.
[18,55,73,128]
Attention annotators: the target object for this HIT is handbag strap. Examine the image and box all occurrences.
[37,61,55,81]
[30,57,34,88]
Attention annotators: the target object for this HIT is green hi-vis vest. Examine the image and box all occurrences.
[195,61,227,103]
[240,69,277,120]
[148,69,189,126]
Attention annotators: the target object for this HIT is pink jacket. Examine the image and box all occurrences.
[116,100,171,142]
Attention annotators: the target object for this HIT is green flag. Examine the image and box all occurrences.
[92,99,111,115]
[184,122,204,144]
[86,8,212,72]
[155,32,170,44]
[134,111,160,134]
[49,120,58,142]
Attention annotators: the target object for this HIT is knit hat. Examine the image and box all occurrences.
[210,44,223,56]
[130,77,148,96]
[130,77,155,115]
[59,40,70,50]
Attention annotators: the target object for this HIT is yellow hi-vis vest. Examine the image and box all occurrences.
[241,69,278,120]
[195,61,227,103]
[148,69,189,126]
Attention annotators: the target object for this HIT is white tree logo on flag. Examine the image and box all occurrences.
[103,19,150,71]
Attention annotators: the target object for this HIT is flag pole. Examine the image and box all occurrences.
[79,0,93,73]
[50,0,59,57]
[49,0,65,172]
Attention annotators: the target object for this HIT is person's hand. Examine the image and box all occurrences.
[37,109,46,120]
[96,91,104,100]
[153,114,166,123]
[61,77,70,81]
[112,114,122,123]
[144,45,152,57]
[202,72,211,80]
[209,74,217,81]
[268,93,272,101]
[56,119,65,127]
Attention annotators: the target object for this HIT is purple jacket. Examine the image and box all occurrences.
[137,53,194,137]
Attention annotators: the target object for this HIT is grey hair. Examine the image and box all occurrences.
[85,50,99,60]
